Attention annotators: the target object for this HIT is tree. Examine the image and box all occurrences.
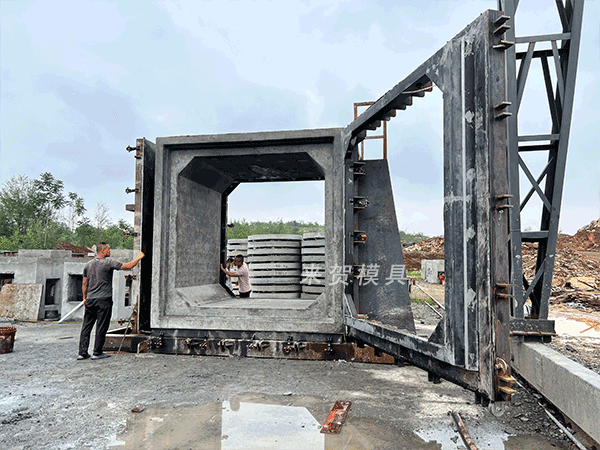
[34,172,67,246]
[0,173,134,251]
[0,175,40,235]
[94,202,111,230]
[65,192,86,232]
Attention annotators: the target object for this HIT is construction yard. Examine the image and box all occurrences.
[1,220,599,449]
[406,219,600,376]
[0,320,595,450]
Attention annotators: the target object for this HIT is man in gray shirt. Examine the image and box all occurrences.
[77,243,144,360]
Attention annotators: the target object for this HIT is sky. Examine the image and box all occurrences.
[1,0,599,237]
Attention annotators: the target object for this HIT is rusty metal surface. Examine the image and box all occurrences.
[0,327,17,354]
[451,411,479,450]
[103,333,395,364]
[321,401,351,434]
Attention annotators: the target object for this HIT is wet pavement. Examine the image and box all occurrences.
[0,322,577,449]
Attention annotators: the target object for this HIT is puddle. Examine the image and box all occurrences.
[415,422,569,450]
[221,401,323,449]
[115,394,569,449]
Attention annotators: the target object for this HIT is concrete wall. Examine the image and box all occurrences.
[0,250,134,322]
[421,260,445,284]
[150,129,346,334]
[176,176,221,288]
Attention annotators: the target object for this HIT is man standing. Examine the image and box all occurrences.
[77,243,144,360]
[221,254,252,298]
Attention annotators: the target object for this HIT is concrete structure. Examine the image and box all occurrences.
[0,249,134,321]
[147,128,349,335]
[421,260,444,284]
[511,341,600,445]
[301,232,325,299]
[247,234,303,299]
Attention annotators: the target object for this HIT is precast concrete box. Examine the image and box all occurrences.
[421,260,445,284]
[150,129,346,335]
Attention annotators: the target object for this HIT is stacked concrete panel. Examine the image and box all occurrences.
[247,234,302,298]
[301,232,326,299]
[227,239,248,260]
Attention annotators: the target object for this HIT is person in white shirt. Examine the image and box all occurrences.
[221,254,252,298]
[224,257,236,293]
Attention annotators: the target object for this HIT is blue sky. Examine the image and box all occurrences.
[1,0,598,236]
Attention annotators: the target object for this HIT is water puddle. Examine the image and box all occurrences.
[415,422,568,450]
[114,394,569,449]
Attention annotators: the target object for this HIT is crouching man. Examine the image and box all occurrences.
[77,243,144,361]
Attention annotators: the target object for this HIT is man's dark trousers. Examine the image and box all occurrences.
[78,297,113,356]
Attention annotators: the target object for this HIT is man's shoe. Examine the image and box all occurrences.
[91,354,111,360]
[77,354,91,361]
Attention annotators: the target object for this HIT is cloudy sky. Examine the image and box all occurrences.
[1,0,598,237]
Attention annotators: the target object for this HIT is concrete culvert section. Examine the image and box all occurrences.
[149,129,345,335]
[248,234,303,299]
[301,232,326,299]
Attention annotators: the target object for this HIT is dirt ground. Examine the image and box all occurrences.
[0,318,595,450]
[409,280,600,377]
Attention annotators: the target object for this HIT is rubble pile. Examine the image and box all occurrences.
[55,241,92,255]
[570,218,600,251]
[403,219,600,308]
[402,236,444,271]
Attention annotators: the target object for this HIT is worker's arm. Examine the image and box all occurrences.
[220,264,239,277]
[82,277,89,304]
[120,252,145,271]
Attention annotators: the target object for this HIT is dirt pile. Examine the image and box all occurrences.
[403,236,444,271]
[403,219,600,308]
[570,219,600,251]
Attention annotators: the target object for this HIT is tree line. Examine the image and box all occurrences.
[226,219,324,239]
[226,218,429,244]
[0,172,430,251]
[0,172,133,251]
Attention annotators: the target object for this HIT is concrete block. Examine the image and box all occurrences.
[511,341,600,444]
[421,260,445,284]
[18,250,72,259]
[0,284,43,320]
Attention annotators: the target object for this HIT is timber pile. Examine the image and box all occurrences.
[403,219,600,307]
[550,289,600,310]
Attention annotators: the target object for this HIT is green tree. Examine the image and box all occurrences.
[0,172,134,251]
[34,172,67,246]
[226,219,324,239]
[65,192,86,232]
[0,175,40,235]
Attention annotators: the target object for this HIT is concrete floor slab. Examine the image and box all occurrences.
[0,322,580,449]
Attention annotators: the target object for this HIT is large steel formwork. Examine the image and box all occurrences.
[343,10,512,403]
[120,9,517,405]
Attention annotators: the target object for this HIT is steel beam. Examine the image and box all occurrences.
[500,0,584,327]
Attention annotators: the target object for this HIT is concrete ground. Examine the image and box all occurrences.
[0,321,583,450]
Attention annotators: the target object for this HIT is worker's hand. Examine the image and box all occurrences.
[83,297,87,305]
[137,252,145,260]
[220,264,225,271]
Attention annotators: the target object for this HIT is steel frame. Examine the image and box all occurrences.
[499,0,584,331]
[342,10,512,402]
[118,3,584,406]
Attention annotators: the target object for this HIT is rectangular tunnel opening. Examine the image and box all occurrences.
[152,130,345,335]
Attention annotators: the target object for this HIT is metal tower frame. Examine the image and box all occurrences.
[498,0,585,334]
